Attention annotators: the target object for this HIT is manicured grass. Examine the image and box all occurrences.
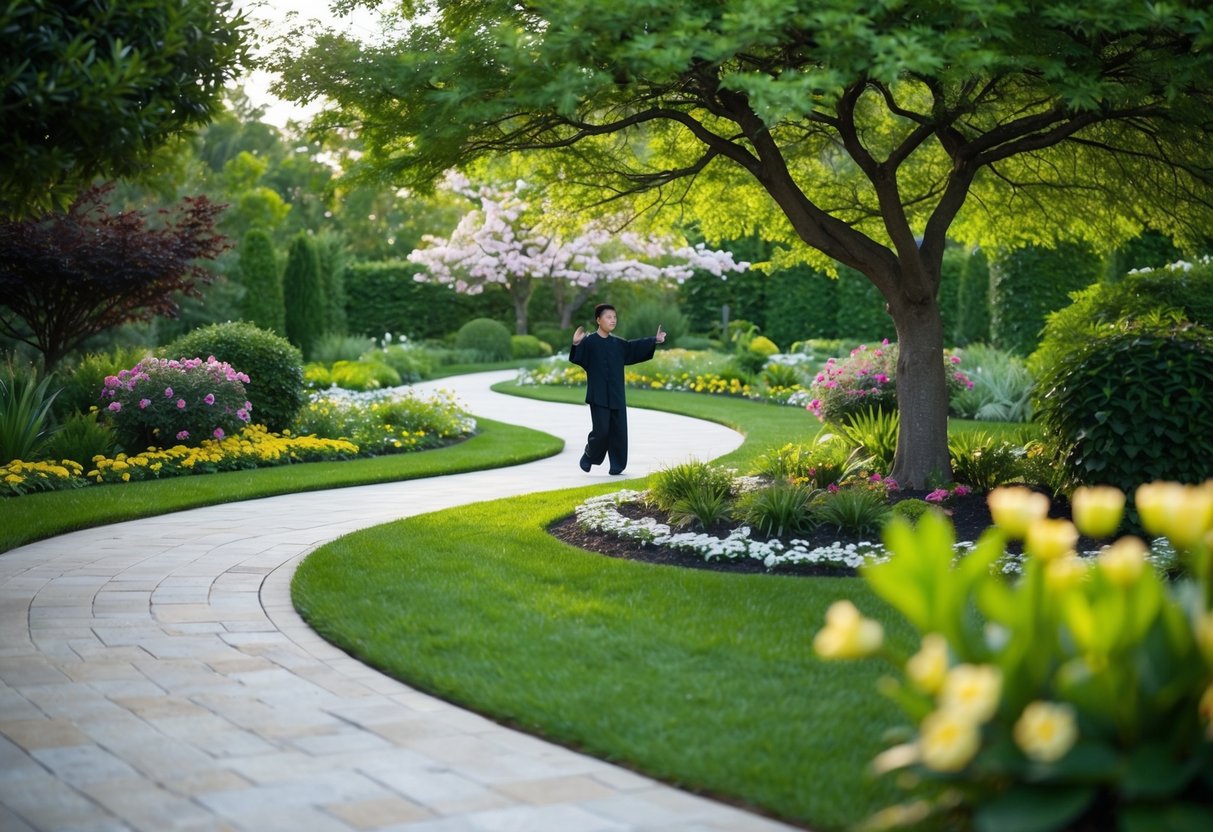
[294,487,918,831]
[0,418,562,555]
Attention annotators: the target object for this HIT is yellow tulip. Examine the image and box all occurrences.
[918,708,981,772]
[987,487,1050,539]
[1045,554,1089,593]
[1135,481,1184,540]
[906,633,950,694]
[940,664,1003,724]
[1025,518,1078,562]
[1071,486,1125,538]
[1098,537,1147,587]
[1014,701,1078,762]
[813,600,884,660]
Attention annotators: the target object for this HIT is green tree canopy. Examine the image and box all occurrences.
[277,0,1213,485]
[1,0,251,217]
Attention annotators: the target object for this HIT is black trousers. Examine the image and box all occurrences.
[584,404,628,472]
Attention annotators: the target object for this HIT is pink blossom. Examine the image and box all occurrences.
[107,401,121,412]
[925,489,950,503]
[164,387,174,397]
[176,430,189,441]
[204,393,215,405]
[954,485,971,497]
[176,399,186,409]
[874,373,889,384]
[213,428,225,439]
[139,399,150,409]
[950,355,961,365]
[236,408,249,421]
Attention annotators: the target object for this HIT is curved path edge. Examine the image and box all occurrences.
[1,371,802,832]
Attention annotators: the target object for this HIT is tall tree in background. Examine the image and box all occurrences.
[279,0,1213,486]
[238,229,285,335]
[0,186,227,369]
[0,0,250,217]
[408,174,748,334]
[282,232,326,359]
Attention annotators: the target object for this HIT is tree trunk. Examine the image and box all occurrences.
[888,293,952,489]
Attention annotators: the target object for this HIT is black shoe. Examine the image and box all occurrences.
[609,468,624,475]
[579,454,592,472]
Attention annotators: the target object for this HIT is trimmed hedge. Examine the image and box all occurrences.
[282,232,326,359]
[765,266,838,344]
[238,228,284,335]
[954,246,991,347]
[989,243,1101,356]
[835,266,894,342]
[344,261,509,341]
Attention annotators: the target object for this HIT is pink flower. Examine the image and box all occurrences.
[950,355,961,365]
[954,485,971,497]
[176,430,189,441]
[204,393,215,405]
[139,399,150,409]
[925,488,950,503]
[177,399,186,409]
[164,387,174,397]
[874,373,889,384]
[213,428,225,439]
[236,408,249,422]
[107,401,121,412]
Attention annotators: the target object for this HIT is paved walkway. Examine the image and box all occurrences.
[1,371,800,832]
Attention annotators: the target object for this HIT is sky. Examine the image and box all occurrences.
[237,0,386,128]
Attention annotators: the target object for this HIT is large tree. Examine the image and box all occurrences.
[278,0,1213,486]
[409,173,747,333]
[0,186,228,369]
[0,0,250,217]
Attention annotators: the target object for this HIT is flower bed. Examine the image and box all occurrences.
[0,459,88,496]
[293,387,476,454]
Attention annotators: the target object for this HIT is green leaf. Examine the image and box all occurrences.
[1119,802,1213,832]
[1122,743,1199,799]
[974,784,1096,832]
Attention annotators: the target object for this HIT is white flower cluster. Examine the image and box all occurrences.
[308,386,478,434]
[573,490,889,572]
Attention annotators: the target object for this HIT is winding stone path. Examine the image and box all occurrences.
[1,371,801,832]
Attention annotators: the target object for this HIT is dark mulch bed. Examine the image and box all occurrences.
[548,489,1094,578]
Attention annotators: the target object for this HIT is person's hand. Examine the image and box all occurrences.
[573,326,586,345]
[655,324,666,344]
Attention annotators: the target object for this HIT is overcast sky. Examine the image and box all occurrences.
[237,0,385,128]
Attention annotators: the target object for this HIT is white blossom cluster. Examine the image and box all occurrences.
[307,385,478,434]
[573,490,888,572]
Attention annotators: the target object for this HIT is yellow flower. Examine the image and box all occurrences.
[906,633,950,694]
[987,487,1050,539]
[1195,610,1213,665]
[1098,536,1147,586]
[121,472,130,482]
[1200,683,1213,739]
[1045,554,1089,593]
[1014,701,1078,762]
[918,708,981,772]
[940,664,1002,724]
[1071,486,1125,538]
[1025,518,1078,562]
[1133,481,1213,550]
[813,600,883,660]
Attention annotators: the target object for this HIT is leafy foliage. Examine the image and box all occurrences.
[40,411,116,467]
[0,364,60,464]
[0,186,228,369]
[950,344,1035,423]
[837,408,901,474]
[954,247,992,347]
[238,228,285,335]
[455,318,513,362]
[736,481,819,538]
[1034,320,1213,492]
[989,243,1103,356]
[648,460,734,513]
[165,322,305,433]
[282,232,326,359]
[0,0,250,216]
[813,487,891,538]
[948,431,1024,492]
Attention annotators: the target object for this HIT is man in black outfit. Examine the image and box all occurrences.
[569,303,666,475]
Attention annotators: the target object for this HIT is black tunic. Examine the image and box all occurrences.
[568,333,657,409]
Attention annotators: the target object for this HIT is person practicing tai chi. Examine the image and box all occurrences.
[569,303,666,475]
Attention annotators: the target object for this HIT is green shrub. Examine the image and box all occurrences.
[618,299,689,345]
[667,485,733,531]
[736,333,780,375]
[835,266,894,342]
[1029,259,1213,379]
[676,335,718,351]
[950,344,1035,422]
[1,362,60,463]
[165,322,305,433]
[315,230,349,337]
[1034,318,1213,491]
[989,242,1101,356]
[938,246,965,346]
[368,343,431,384]
[948,431,1023,492]
[762,362,802,390]
[53,346,151,419]
[736,481,818,538]
[40,410,115,465]
[811,486,891,537]
[238,228,285,335]
[345,261,500,341]
[754,437,860,490]
[532,325,572,351]
[282,232,326,359]
[836,407,899,474]
[648,460,734,513]
[311,334,378,364]
[954,246,991,346]
[890,498,935,524]
[328,360,402,391]
[510,334,553,359]
[303,363,333,390]
[455,318,512,362]
[764,265,838,344]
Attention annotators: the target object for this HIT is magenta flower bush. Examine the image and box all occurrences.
[807,340,973,423]
[100,356,252,450]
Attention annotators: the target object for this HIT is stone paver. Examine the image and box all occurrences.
[0,371,801,831]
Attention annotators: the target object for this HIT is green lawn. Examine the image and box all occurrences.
[0,417,562,555]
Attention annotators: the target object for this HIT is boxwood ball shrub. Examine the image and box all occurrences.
[165,322,305,432]
[1034,319,1213,492]
[510,334,553,359]
[455,318,512,362]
